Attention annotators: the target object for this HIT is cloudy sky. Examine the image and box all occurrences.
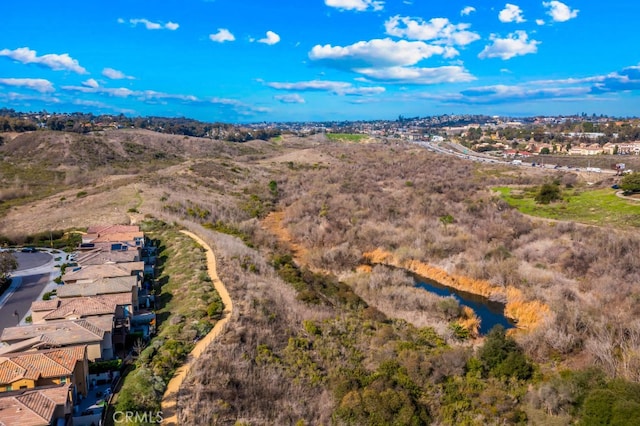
[1,0,639,122]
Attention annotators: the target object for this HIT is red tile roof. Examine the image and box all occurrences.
[31,294,132,321]
[0,346,86,385]
[0,383,71,426]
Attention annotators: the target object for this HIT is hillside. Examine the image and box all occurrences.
[2,128,640,424]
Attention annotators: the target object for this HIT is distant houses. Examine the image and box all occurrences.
[0,223,157,426]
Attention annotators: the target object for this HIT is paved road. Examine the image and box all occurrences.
[0,273,50,329]
[13,252,53,271]
[0,251,58,328]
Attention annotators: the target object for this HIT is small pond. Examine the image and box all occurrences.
[415,276,515,335]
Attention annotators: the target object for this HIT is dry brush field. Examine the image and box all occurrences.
[2,129,640,423]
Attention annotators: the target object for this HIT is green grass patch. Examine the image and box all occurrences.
[495,186,640,227]
[114,220,222,417]
[326,133,368,142]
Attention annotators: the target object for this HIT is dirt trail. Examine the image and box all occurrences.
[262,211,308,261]
[161,230,233,425]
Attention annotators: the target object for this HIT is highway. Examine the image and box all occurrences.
[413,139,618,176]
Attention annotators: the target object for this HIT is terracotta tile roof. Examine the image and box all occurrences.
[82,241,141,253]
[91,231,144,243]
[15,391,55,423]
[1,319,109,348]
[0,346,86,385]
[57,276,136,298]
[30,300,59,313]
[0,338,46,357]
[76,248,139,265]
[86,225,140,234]
[83,315,115,333]
[61,262,143,283]
[0,383,71,426]
[30,294,131,323]
[0,360,26,384]
[33,294,132,321]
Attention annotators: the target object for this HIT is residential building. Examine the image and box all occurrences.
[76,248,140,265]
[61,262,144,286]
[57,276,138,309]
[0,383,73,426]
[0,346,89,397]
[30,294,133,325]
[0,317,114,361]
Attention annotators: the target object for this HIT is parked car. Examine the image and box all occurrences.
[21,247,37,253]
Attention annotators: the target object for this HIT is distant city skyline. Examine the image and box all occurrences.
[1,1,639,123]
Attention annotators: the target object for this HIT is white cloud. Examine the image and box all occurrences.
[63,85,135,98]
[72,99,136,114]
[0,92,61,104]
[209,97,270,115]
[498,4,526,23]
[384,16,480,46]
[543,1,579,22]
[266,80,385,96]
[309,38,457,69]
[102,68,135,80]
[258,31,281,45]
[478,31,540,60]
[536,19,546,26]
[62,85,201,103]
[209,29,235,43]
[275,94,306,104]
[324,0,384,12]
[353,65,476,84]
[0,77,55,93]
[82,78,99,88]
[126,18,179,30]
[0,47,87,74]
[460,6,476,16]
[458,83,588,104]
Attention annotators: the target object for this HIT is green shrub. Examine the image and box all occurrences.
[207,300,223,319]
[478,325,533,380]
[89,359,123,374]
[620,171,640,194]
[580,389,615,425]
[535,183,562,204]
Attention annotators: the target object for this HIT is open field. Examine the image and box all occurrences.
[495,186,640,227]
[325,133,370,142]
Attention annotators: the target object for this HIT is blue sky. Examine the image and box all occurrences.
[1,0,639,122]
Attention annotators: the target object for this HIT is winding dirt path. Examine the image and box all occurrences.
[161,230,233,425]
